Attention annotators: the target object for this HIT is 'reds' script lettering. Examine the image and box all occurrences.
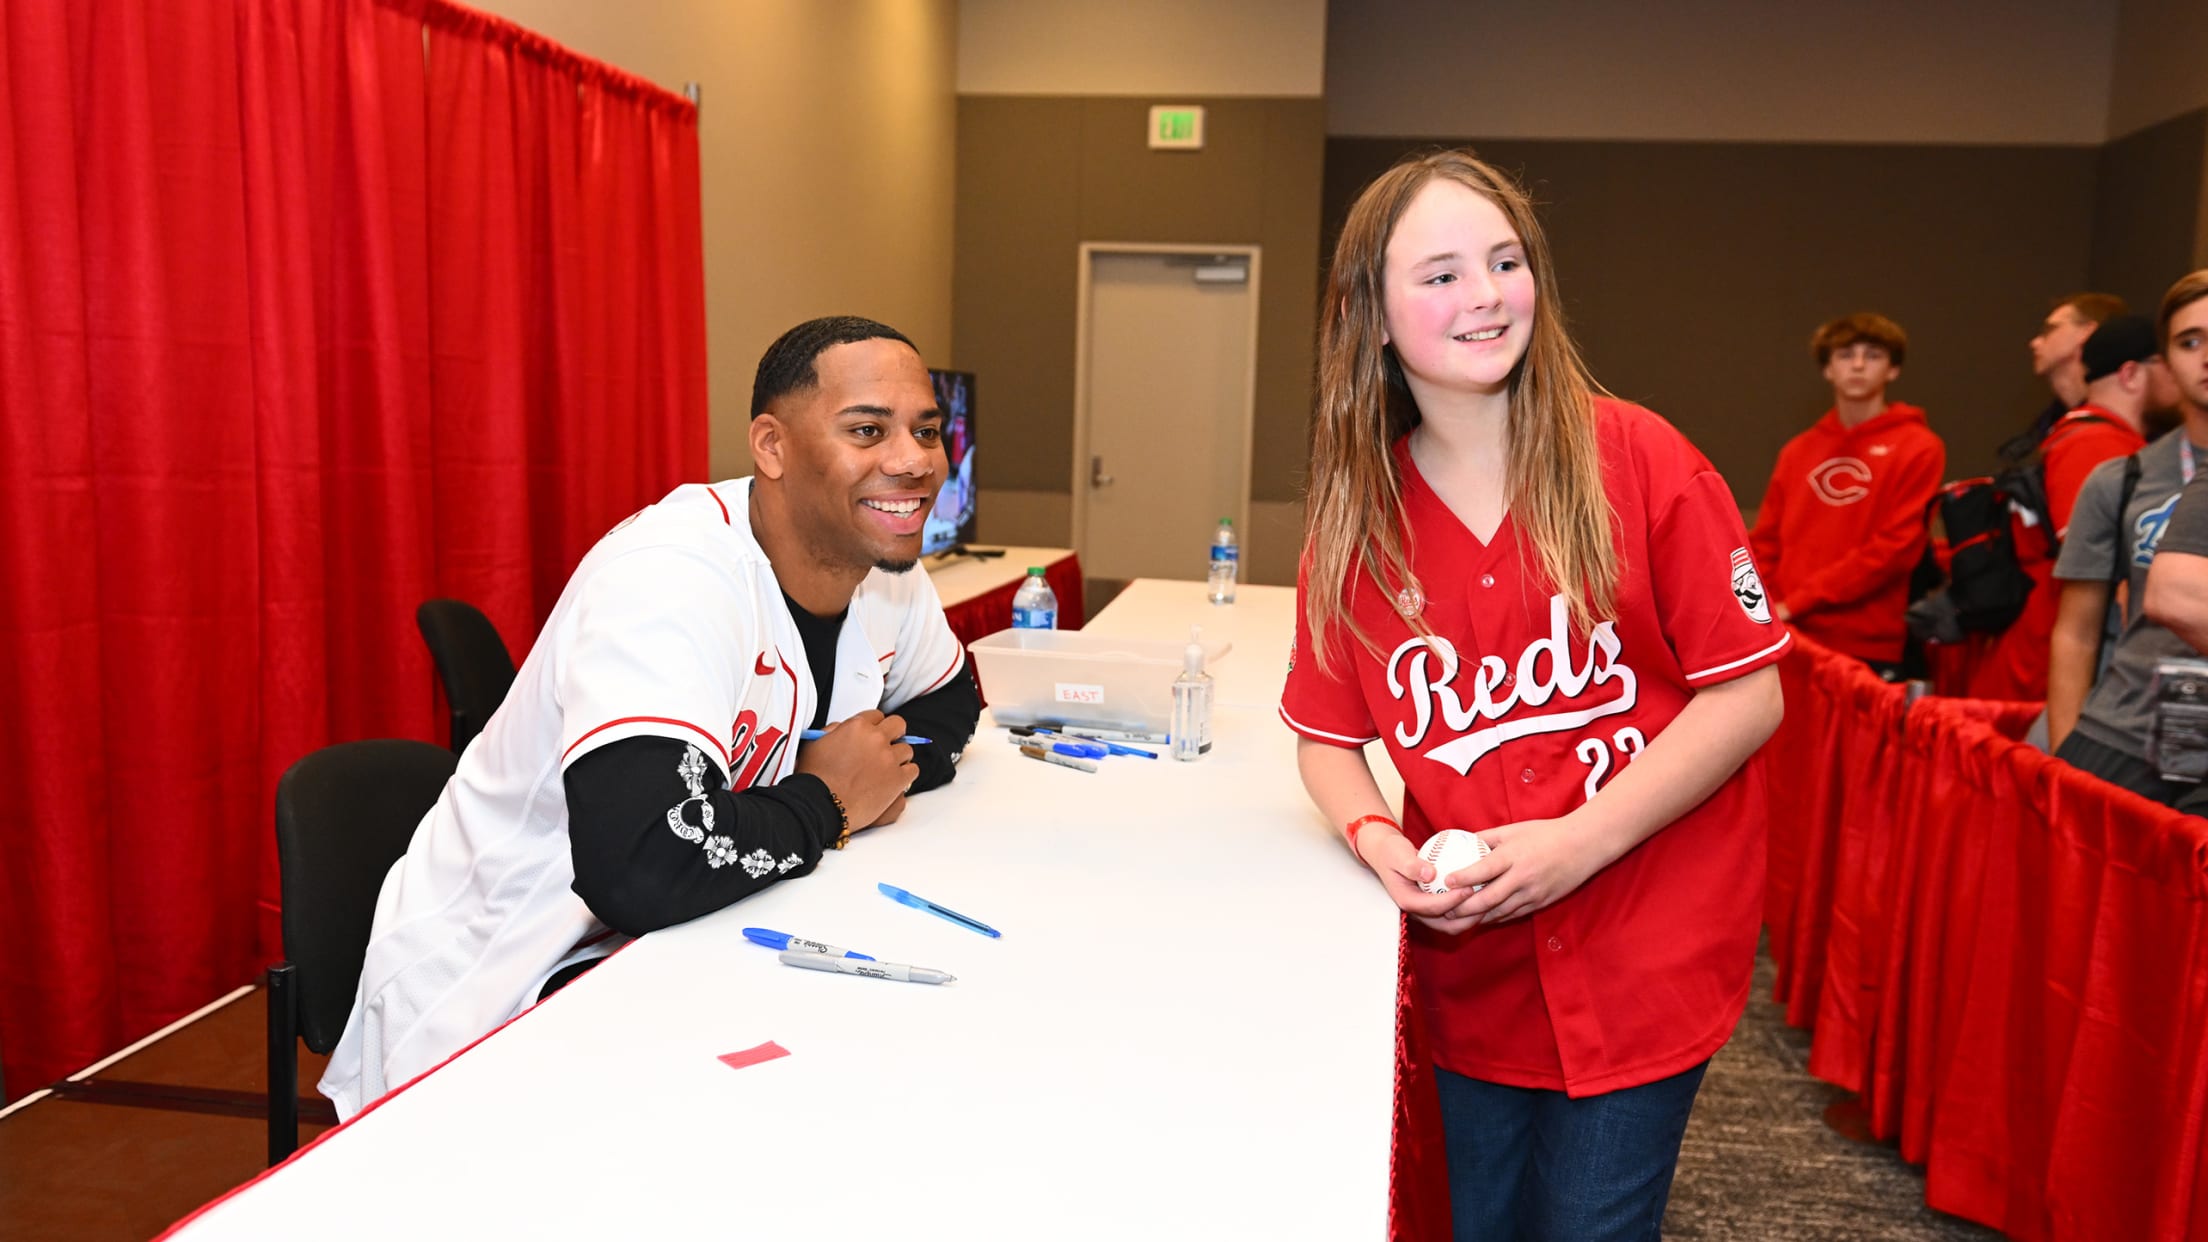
[1385,595,1639,774]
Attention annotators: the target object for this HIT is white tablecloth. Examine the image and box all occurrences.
[168,582,1399,1241]
[1080,580,1297,711]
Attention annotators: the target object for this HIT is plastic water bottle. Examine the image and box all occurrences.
[1171,625,1214,761]
[1011,567,1058,629]
[1207,518,1238,604]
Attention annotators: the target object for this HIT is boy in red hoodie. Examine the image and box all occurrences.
[1749,313,1946,675]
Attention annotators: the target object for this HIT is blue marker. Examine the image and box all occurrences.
[1010,726,1156,759]
[1085,738,1158,759]
[799,728,932,744]
[878,882,1001,938]
[742,927,874,961]
[1039,721,1169,745]
[1008,736,1107,760]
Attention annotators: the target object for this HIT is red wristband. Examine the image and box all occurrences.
[1344,814,1398,861]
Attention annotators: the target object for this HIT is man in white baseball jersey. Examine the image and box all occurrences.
[321,317,980,1118]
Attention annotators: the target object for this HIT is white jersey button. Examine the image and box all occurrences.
[1480,574,1496,588]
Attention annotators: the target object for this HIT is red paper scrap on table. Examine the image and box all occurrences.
[718,1041,791,1071]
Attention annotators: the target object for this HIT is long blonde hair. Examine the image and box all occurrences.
[1304,148,1617,672]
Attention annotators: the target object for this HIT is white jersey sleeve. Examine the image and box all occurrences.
[557,543,763,781]
[880,568,967,710]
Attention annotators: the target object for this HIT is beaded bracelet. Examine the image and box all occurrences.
[1344,813,1399,862]
[827,788,853,848]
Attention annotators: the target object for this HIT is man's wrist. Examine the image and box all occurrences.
[778,772,850,851]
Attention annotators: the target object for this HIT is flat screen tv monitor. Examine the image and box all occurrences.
[922,368,977,558]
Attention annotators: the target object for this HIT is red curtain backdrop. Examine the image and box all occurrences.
[1763,635,2208,1241]
[0,0,705,1101]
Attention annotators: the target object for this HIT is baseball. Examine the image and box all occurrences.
[1417,830,1491,895]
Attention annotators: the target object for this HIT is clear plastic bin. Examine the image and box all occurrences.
[969,628,1233,734]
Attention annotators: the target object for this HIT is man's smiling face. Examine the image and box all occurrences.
[764,337,946,575]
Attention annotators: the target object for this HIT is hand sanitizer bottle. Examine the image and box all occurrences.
[1171,625,1214,761]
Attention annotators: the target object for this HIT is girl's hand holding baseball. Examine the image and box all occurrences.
[1355,823,1470,927]
[1429,814,1610,931]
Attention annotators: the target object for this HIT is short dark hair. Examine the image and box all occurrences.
[750,316,917,418]
[1811,312,1908,369]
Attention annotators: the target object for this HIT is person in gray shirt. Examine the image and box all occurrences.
[2145,472,2208,655]
[2049,269,2208,810]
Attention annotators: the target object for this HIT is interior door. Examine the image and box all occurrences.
[1076,248,1257,582]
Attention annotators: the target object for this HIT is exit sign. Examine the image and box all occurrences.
[1148,105,1205,150]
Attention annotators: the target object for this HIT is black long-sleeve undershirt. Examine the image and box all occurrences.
[780,589,980,792]
[563,658,978,937]
[896,659,980,791]
[565,737,841,937]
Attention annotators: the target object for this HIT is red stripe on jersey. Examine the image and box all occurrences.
[708,487,730,525]
[562,717,729,768]
[776,649,801,758]
[1278,704,1380,747]
[877,649,895,663]
[917,648,966,694]
[1683,631,1792,683]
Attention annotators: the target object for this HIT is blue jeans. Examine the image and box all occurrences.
[1436,1061,1708,1242]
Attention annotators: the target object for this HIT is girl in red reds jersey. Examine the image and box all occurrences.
[1280,149,1789,1241]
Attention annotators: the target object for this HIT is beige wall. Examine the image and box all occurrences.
[2109,0,2208,139]
[953,97,1325,520]
[955,2,1325,584]
[958,0,1325,96]
[458,0,959,481]
[1325,0,2116,144]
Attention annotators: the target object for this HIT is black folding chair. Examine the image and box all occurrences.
[415,599,518,755]
[266,739,455,1163]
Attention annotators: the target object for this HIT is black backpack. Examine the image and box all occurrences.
[1907,475,2032,638]
[1905,414,2124,641]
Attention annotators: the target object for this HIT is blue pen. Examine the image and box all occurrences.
[878,882,1001,938]
[799,728,932,744]
[742,927,874,961]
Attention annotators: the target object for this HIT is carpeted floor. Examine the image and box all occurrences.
[1661,947,2001,1240]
